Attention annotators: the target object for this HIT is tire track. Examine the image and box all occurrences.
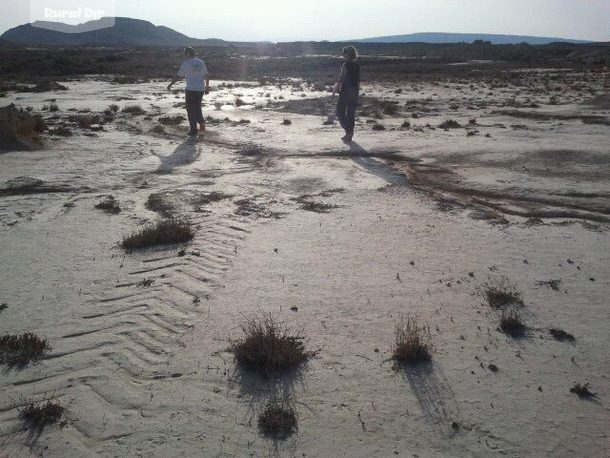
[1,217,250,453]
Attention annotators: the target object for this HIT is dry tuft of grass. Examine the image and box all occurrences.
[94,195,121,214]
[499,310,526,337]
[19,399,65,430]
[122,219,194,249]
[0,333,51,367]
[230,316,315,376]
[122,105,146,115]
[549,328,575,342]
[158,115,185,125]
[482,277,524,309]
[281,118,292,125]
[372,122,386,131]
[258,398,297,440]
[439,119,461,129]
[392,316,433,366]
[570,383,595,398]
[536,279,561,291]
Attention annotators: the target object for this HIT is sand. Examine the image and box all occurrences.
[0,70,609,457]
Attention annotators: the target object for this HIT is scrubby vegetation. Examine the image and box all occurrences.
[0,104,45,151]
[122,104,146,115]
[94,195,121,214]
[482,277,524,309]
[499,310,526,337]
[122,219,194,249]
[570,383,595,398]
[392,316,433,366]
[19,399,65,430]
[258,398,297,439]
[0,332,51,367]
[230,316,315,376]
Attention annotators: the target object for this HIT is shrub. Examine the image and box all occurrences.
[108,104,119,113]
[549,328,575,342]
[499,310,526,337]
[122,219,194,249]
[94,195,121,214]
[258,398,297,439]
[230,316,315,376]
[19,399,65,430]
[235,98,246,107]
[392,316,433,366]
[158,115,185,125]
[570,383,595,398]
[122,105,146,115]
[482,277,524,309]
[281,118,292,125]
[0,332,51,367]
[372,122,386,131]
[439,119,461,129]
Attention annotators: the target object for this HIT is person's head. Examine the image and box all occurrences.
[341,46,358,62]
[184,47,196,58]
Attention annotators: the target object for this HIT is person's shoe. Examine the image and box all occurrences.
[341,135,349,143]
[187,130,197,137]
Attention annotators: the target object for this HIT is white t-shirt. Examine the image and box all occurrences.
[177,57,209,91]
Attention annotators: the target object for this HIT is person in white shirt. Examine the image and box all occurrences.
[167,47,210,137]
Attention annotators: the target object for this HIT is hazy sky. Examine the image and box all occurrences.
[1,0,608,42]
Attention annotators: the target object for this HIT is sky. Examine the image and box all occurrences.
[0,0,608,42]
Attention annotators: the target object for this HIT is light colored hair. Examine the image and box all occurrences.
[342,46,358,61]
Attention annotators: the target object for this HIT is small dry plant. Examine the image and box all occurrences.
[549,328,575,342]
[570,383,595,399]
[122,105,146,115]
[499,310,526,337]
[94,195,120,214]
[258,398,297,439]
[439,119,461,129]
[230,316,315,376]
[0,333,51,367]
[482,277,524,309]
[122,219,194,249]
[19,398,65,430]
[392,316,433,366]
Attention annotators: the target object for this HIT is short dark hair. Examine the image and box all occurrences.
[184,47,196,57]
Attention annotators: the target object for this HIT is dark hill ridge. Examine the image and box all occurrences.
[354,32,593,45]
[1,17,224,47]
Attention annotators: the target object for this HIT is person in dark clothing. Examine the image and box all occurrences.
[167,47,210,137]
[333,46,360,143]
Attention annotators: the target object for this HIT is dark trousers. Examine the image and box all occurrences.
[185,90,204,132]
[336,90,358,136]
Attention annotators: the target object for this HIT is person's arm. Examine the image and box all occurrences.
[332,64,346,97]
[168,62,186,90]
[167,75,180,90]
[204,75,210,94]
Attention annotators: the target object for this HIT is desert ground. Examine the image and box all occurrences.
[0,58,609,457]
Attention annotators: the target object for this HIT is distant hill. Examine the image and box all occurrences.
[0,17,225,47]
[354,32,593,45]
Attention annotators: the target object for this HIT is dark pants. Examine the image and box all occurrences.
[336,89,358,136]
[185,90,204,132]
